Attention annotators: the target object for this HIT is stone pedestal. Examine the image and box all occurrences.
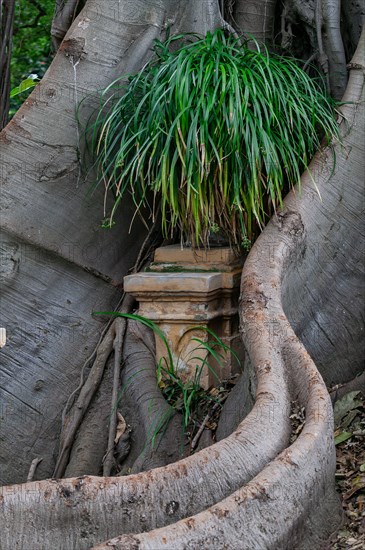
[124,245,244,388]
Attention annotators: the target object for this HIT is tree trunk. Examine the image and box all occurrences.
[0,0,226,486]
[0,0,364,548]
[51,0,82,50]
[233,0,276,42]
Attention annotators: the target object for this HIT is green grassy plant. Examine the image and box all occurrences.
[85,29,339,247]
[156,328,235,433]
[95,311,240,438]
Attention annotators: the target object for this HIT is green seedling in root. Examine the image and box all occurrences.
[95,311,241,448]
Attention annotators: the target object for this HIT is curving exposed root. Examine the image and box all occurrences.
[89,210,344,550]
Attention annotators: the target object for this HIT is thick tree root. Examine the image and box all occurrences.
[0,319,292,547]
[92,338,342,549]
[116,319,187,474]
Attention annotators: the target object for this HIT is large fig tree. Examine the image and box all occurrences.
[0,1,364,548]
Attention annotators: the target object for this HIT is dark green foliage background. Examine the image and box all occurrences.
[10,0,54,117]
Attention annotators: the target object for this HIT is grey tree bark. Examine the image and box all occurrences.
[0,0,364,548]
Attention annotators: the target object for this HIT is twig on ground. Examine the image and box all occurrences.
[191,395,228,451]
[330,371,365,404]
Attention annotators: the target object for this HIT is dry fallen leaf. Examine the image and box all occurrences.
[334,391,363,428]
[115,412,127,444]
[331,387,365,549]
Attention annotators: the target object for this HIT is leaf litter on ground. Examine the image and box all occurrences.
[329,387,365,549]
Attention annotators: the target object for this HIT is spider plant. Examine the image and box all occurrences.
[84,29,339,247]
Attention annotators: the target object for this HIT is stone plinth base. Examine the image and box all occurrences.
[124,245,244,388]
